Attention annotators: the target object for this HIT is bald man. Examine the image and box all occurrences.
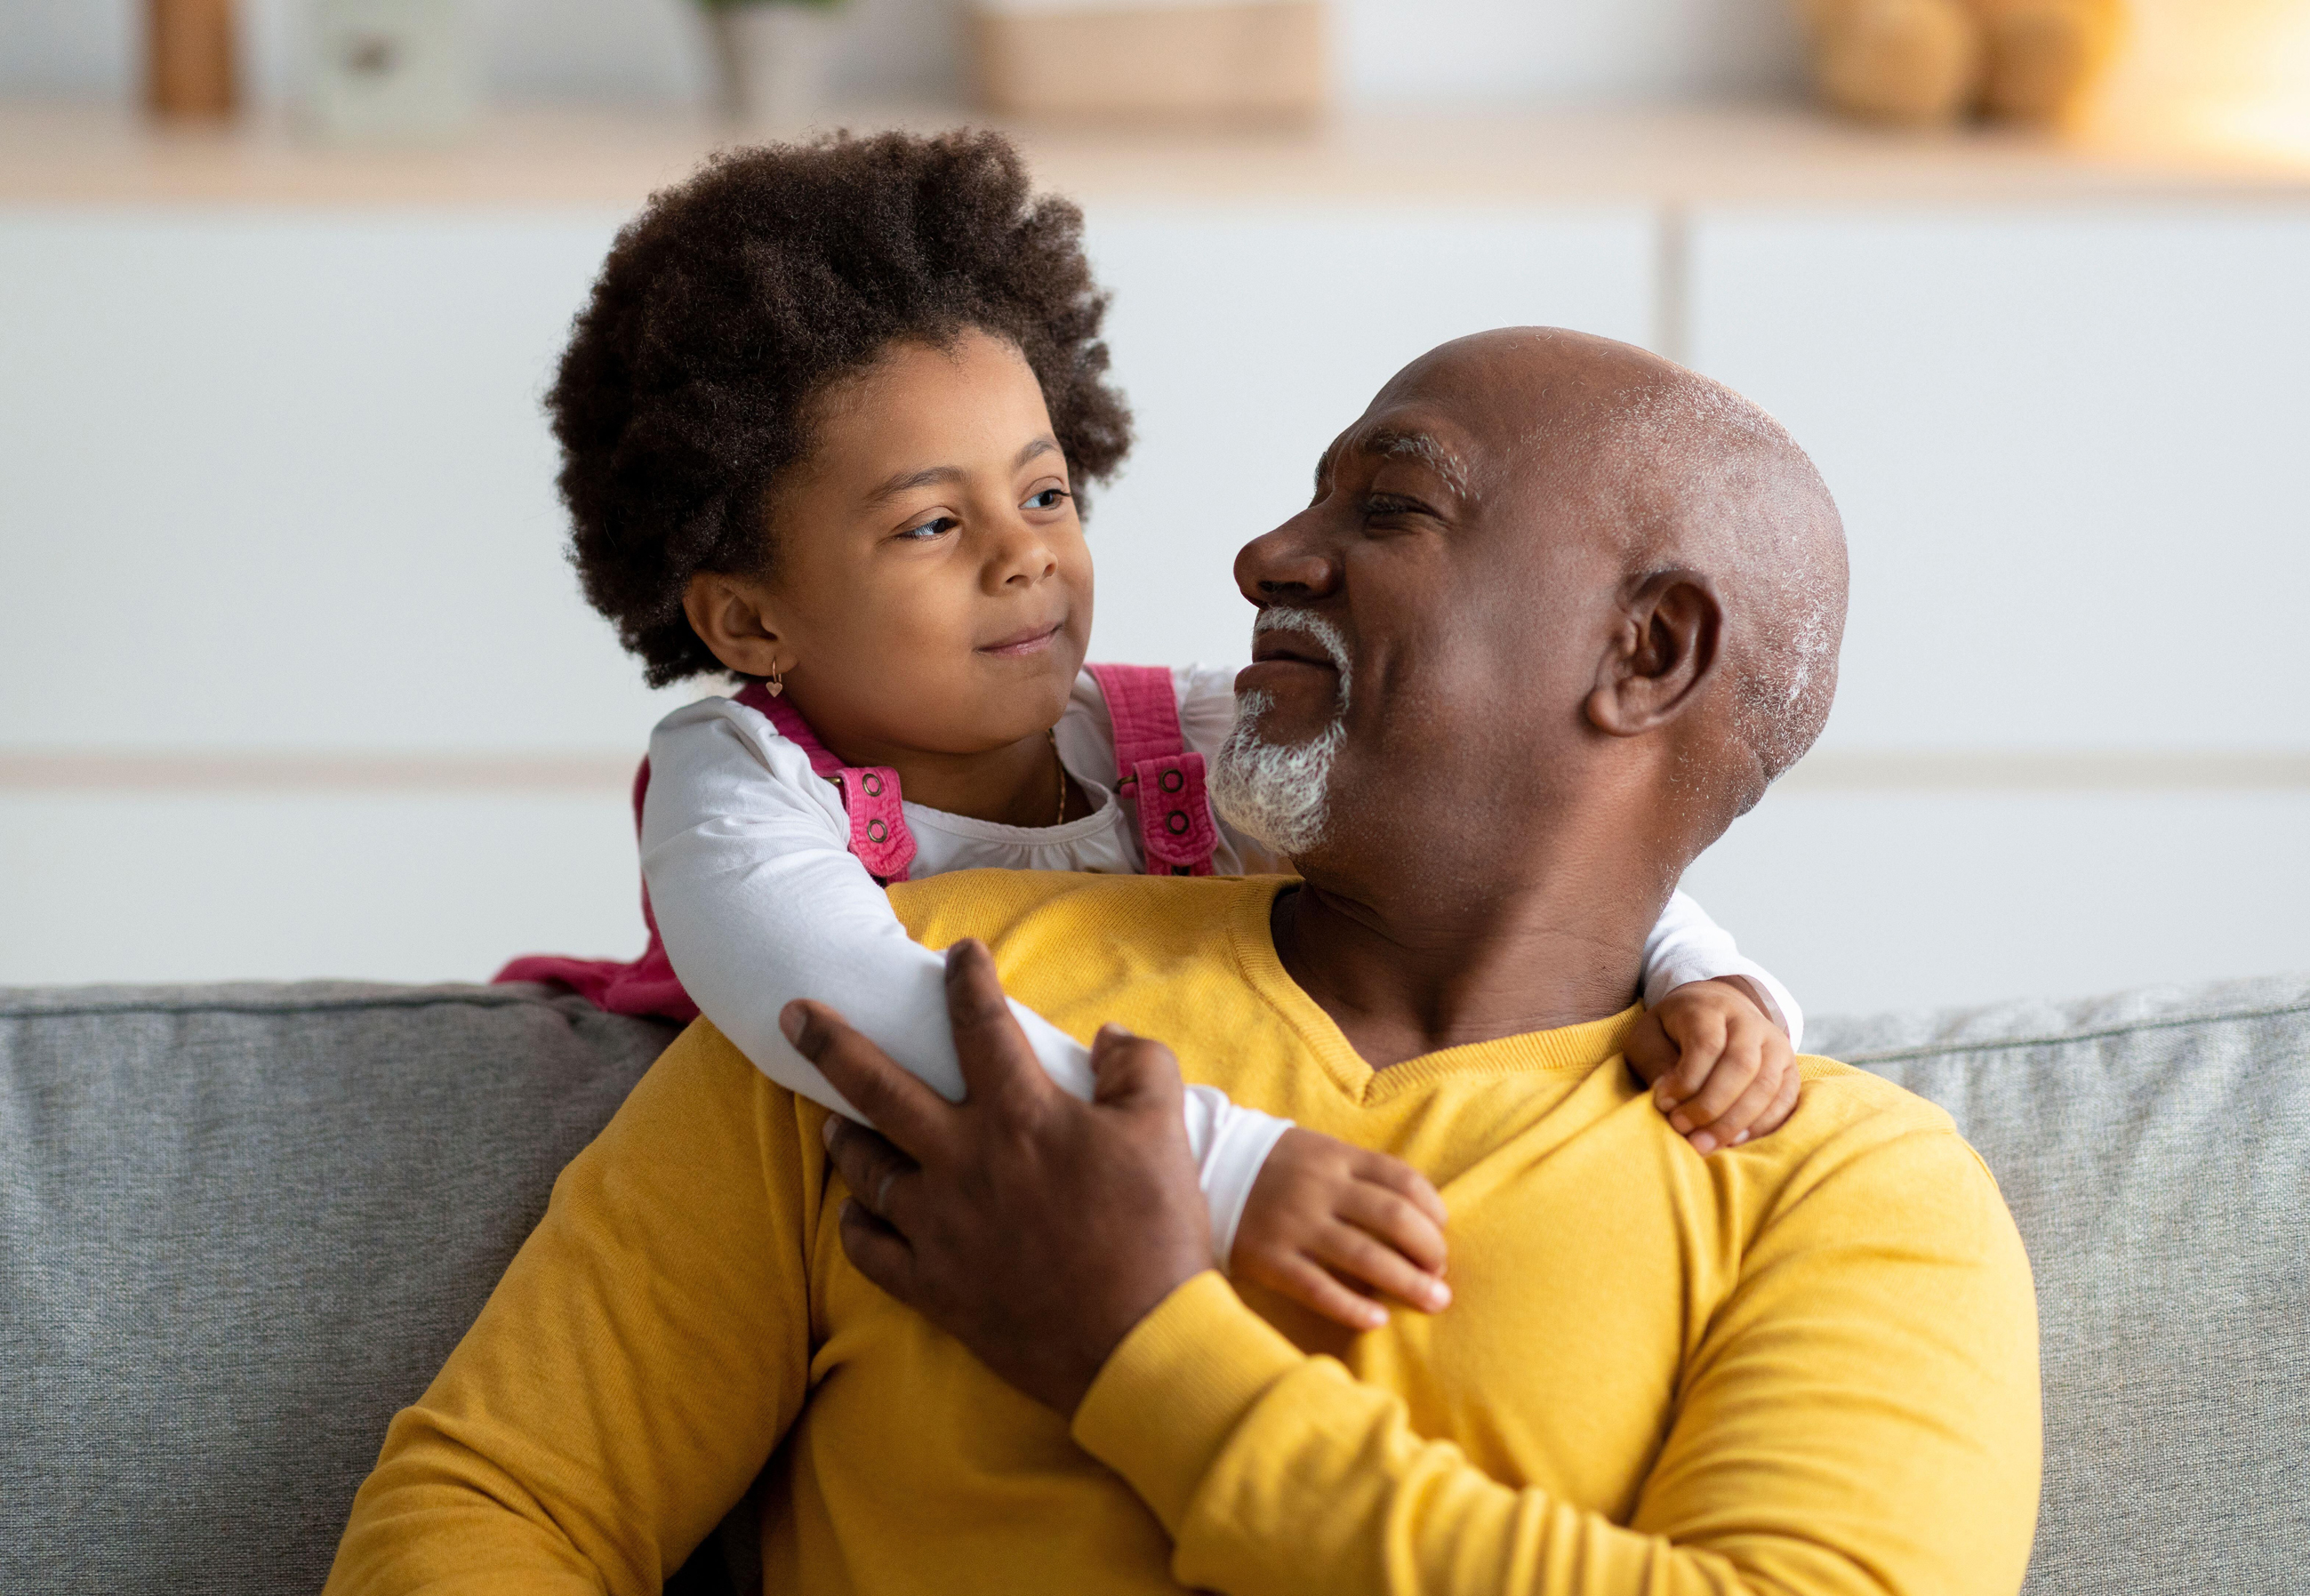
[329,333,2040,1596]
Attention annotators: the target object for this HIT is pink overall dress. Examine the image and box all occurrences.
[494,664,1221,1022]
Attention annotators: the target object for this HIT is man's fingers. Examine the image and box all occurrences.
[942,941,1052,1107]
[1089,1023,1185,1113]
[836,1198,919,1305]
[1311,1223,1452,1314]
[823,1116,923,1232]
[1266,1255,1390,1334]
[782,999,951,1159]
[1337,1181,1449,1277]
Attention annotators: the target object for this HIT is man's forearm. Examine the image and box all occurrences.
[1071,1262,2035,1596]
[1070,1274,1743,1595]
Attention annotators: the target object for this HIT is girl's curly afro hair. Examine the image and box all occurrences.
[549,128,1134,686]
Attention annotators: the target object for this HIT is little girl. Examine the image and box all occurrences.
[503,130,1803,1332]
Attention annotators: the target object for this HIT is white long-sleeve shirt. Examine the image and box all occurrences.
[639,664,1801,1266]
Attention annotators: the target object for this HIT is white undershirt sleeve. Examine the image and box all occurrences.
[1640,889,1806,1054]
[639,697,1286,1266]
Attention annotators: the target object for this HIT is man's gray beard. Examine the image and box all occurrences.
[1211,689,1346,859]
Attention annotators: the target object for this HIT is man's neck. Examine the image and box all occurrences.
[1270,842,1671,1071]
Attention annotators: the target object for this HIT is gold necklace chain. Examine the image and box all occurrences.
[1049,729,1067,825]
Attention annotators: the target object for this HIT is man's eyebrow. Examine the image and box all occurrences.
[863,437,1060,506]
[1311,439,1341,497]
[1361,427,1473,497]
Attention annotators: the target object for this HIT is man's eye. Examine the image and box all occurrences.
[1365,493,1432,522]
[1023,487,1071,511]
[898,516,958,541]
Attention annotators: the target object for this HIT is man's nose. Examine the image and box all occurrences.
[1233,512,1339,606]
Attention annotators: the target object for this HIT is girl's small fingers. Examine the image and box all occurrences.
[1351,1151,1449,1231]
[1272,1255,1391,1333]
[1758,1067,1802,1137]
[1311,1224,1451,1314]
[1623,1013,1678,1087]
[1667,1041,1762,1135]
[1338,1183,1449,1275]
[1692,1060,1786,1154]
[1665,1013,1731,1098]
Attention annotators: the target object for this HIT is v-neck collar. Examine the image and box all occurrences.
[1223,878,1643,1108]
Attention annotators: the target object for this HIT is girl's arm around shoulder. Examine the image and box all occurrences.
[1628,892,1808,1154]
[1642,889,1804,1048]
[645,695,1293,1264]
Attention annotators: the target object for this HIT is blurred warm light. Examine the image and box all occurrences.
[2094,0,2310,161]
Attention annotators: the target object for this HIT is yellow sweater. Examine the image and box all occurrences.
[328,872,2040,1595]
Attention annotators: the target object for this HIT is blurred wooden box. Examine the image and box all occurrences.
[970,1,1326,124]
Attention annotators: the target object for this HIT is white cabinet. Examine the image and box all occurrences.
[1681,205,2310,1013]
[0,200,1656,982]
[0,210,676,754]
[2,148,2306,1001]
[1688,205,2310,753]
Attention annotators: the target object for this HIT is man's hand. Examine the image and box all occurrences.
[1623,977,1801,1155]
[781,939,1213,1416]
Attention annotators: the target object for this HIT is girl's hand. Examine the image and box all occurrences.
[1231,1127,1450,1331]
[1624,977,1801,1155]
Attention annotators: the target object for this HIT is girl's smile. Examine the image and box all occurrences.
[979,619,1069,658]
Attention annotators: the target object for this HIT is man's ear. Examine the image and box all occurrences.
[682,572,788,679]
[1584,570,1722,738]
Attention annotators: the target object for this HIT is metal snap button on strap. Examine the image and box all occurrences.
[866,819,888,843]
[862,774,883,797]
[1166,811,1190,835]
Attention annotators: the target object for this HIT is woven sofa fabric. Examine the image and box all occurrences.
[1812,974,2310,1596]
[4,976,2306,1594]
[0,982,677,1596]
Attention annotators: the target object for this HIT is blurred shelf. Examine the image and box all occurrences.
[4,97,2310,210]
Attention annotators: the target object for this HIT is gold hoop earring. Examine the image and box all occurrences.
[766,663,786,698]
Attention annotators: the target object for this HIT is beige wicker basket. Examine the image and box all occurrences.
[970,1,1327,124]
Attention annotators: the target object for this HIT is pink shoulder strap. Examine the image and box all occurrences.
[734,683,916,885]
[1087,662,1217,877]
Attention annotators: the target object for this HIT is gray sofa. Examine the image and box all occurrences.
[4,974,2306,1592]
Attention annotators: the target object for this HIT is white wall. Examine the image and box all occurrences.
[1688,206,2310,756]
[3,191,2305,1008]
[1081,204,1656,667]
[0,203,1658,988]
[0,0,1806,109]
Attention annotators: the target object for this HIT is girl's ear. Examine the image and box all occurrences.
[683,572,788,679]
[1584,569,1722,738]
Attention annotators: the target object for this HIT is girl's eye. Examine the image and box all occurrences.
[1023,487,1071,512]
[897,515,958,542]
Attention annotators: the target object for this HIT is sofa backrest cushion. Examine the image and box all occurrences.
[0,982,677,1596]
[5,975,2306,1594]
[1811,974,2310,1596]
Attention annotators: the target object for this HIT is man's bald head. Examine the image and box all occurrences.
[1223,326,1849,901]
[1384,328,1847,799]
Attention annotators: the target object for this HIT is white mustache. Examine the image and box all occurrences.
[1250,606,1352,704]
